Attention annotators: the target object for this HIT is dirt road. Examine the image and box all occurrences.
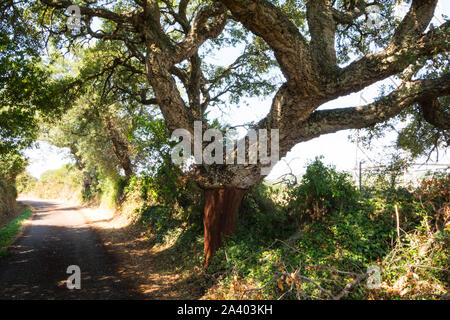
[0,199,141,299]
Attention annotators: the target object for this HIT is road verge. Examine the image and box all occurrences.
[0,206,33,257]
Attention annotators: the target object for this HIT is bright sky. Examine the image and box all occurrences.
[25,1,450,180]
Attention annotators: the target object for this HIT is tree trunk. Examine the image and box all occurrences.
[82,172,92,197]
[123,162,133,183]
[203,188,246,267]
[102,113,134,183]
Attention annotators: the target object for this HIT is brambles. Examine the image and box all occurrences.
[415,173,449,231]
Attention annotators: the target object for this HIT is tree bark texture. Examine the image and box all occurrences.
[203,188,246,267]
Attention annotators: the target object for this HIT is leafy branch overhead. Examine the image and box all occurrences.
[30,1,447,172]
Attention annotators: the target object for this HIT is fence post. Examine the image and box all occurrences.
[359,161,362,191]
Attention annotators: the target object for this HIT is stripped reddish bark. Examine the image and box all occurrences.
[203,188,246,267]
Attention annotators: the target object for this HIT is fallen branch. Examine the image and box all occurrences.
[334,272,368,300]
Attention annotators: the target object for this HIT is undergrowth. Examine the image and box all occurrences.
[24,157,449,300]
[202,164,449,300]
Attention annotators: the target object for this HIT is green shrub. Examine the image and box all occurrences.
[286,157,359,223]
[238,183,293,242]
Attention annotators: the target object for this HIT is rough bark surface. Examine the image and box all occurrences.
[203,188,246,267]
[103,114,134,182]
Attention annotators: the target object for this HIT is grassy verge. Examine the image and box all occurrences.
[0,207,33,257]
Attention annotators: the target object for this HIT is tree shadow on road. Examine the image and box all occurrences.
[0,223,142,300]
[93,220,213,300]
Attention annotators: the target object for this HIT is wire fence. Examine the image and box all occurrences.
[352,163,450,189]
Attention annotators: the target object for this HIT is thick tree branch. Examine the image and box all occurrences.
[145,48,194,132]
[333,0,444,96]
[220,0,319,95]
[225,73,450,189]
[306,0,338,76]
[331,0,375,24]
[419,98,450,130]
[304,73,450,139]
[172,2,228,64]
